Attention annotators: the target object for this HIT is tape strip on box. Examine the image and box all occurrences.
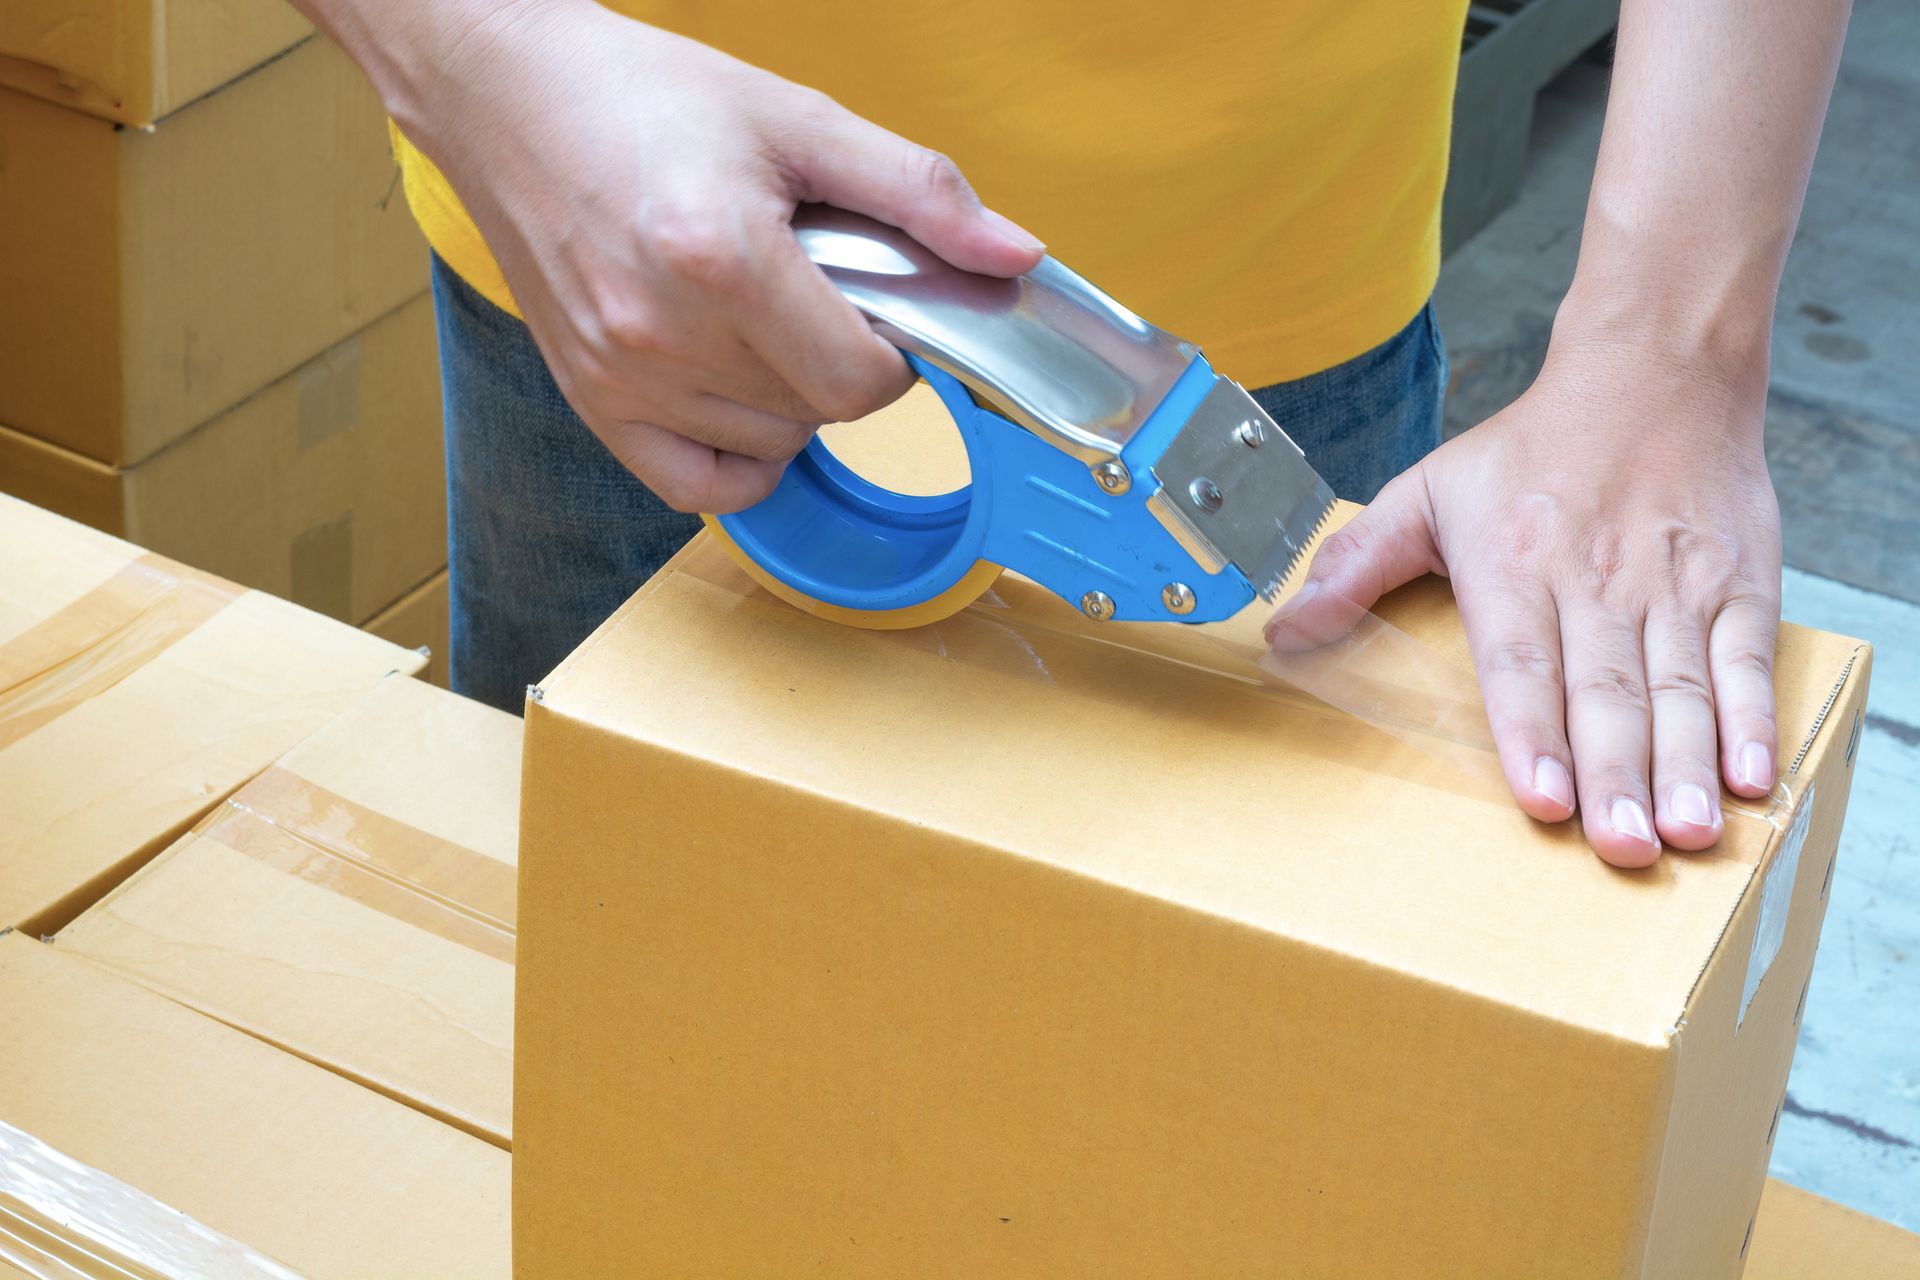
[0,554,240,752]
[196,767,515,963]
[0,1117,304,1280]
[667,536,1803,835]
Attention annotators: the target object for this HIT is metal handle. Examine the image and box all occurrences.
[792,205,1199,466]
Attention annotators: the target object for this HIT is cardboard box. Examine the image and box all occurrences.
[366,569,452,687]
[0,932,506,1276]
[515,515,1870,1277]
[0,495,423,936]
[60,674,519,1147]
[0,295,444,624]
[0,35,426,467]
[1747,1179,1920,1278]
[0,0,310,126]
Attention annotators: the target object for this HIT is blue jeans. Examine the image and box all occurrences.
[432,254,1445,711]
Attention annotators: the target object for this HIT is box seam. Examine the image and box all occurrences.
[1672,642,1869,1021]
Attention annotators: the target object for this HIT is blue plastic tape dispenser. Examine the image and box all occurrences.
[704,206,1338,630]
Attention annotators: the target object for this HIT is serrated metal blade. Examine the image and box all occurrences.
[1146,376,1337,601]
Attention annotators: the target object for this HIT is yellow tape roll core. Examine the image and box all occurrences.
[700,517,1004,630]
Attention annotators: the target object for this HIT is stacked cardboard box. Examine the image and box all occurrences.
[0,933,508,1278]
[0,0,312,126]
[1,493,509,1272]
[0,494,424,936]
[0,16,447,664]
[8,452,1915,1271]
[60,674,521,1147]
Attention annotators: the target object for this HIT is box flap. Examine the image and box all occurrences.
[0,933,506,1276]
[0,497,424,934]
[59,675,519,1145]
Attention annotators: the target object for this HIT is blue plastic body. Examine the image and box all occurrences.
[715,354,1257,623]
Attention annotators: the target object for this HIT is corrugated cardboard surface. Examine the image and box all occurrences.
[1638,640,1869,1273]
[1746,1179,1920,1278]
[365,568,451,687]
[0,35,426,466]
[0,495,423,936]
[60,675,519,1147]
[515,518,1868,1278]
[0,0,310,125]
[0,933,507,1276]
[0,295,445,624]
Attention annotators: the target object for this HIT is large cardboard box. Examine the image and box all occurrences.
[61,674,519,1147]
[0,35,426,467]
[366,568,452,687]
[0,495,423,936]
[0,932,506,1276]
[1747,1179,1920,1277]
[515,520,1870,1277]
[0,295,443,624]
[0,0,309,125]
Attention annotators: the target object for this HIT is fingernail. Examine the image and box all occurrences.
[1273,580,1319,621]
[1611,797,1656,847]
[1671,782,1717,828]
[1533,757,1574,812]
[981,208,1045,253]
[1739,741,1774,793]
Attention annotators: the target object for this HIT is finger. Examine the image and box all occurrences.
[733,225,918,423]
[1644,604,1725,850]
[594,419,785,514]
[1264,469,1439,651]
[632,198,866,424]
[1560,604,1661,867]
[665,392,818,464]
[1454,573,1576,824]
[1710,594,1781,799]
[786,107,1045,276]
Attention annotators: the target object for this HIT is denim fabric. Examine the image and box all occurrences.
[432,254,1445,711]
[1247,301,1446,503]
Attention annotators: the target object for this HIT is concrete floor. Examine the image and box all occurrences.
[1433,0,1919,1229]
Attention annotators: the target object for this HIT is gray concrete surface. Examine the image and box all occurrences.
[1433,0,1919,1229]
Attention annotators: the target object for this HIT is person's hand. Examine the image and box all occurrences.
[385,0,1043,512]
[1266,321,1782,867]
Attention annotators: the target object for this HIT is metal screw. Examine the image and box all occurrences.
[1093,460,1131,496]
[1235,420,1265,448]
[1079,591,1116,622]
[1189,477,1224,513]
[1162,583,1195,615]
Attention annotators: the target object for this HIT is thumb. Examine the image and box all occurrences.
[786,106,1045,277]
[1264,469,1441,651]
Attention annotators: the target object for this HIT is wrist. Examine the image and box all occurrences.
[1552,215,1778,403]
[1538,262,1775,454]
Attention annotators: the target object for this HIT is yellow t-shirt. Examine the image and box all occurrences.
[394,1,1466,387]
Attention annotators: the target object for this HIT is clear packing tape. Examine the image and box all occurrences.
[200,767,516,963]
[0,1119,303,1280]
[677,534,1806,839]
[0,554,239,753]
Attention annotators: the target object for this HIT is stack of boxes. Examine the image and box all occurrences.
[1,495,510,1274]
[2,459,1916,1272]
[0,5,451,685]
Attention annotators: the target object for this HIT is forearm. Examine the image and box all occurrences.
[283,0,599,133]
[1558,0,1851,384]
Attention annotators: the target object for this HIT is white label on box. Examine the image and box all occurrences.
[1740,783,1816,1025]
